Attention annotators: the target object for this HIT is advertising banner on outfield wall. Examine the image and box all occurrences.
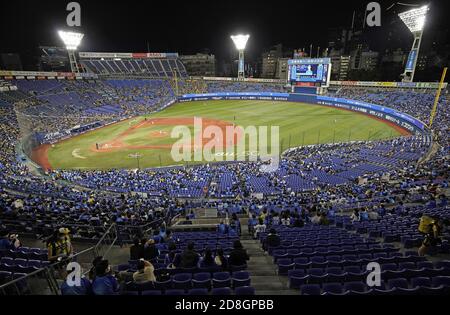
[0,70,97,80]
[201,77,285,84]
[330,80,447,89]
[79,52,179,59]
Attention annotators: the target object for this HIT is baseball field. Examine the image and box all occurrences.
[33,100,410,170]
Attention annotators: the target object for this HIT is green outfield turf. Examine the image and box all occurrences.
[46,100,406,170]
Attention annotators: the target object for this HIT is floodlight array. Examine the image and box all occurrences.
[231,35,250,51]
[398,5,429,33]
[58,31,84,50]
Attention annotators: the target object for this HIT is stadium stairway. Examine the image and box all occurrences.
[240,232,298,295]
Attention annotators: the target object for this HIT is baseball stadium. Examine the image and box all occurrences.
[0,0,449,304]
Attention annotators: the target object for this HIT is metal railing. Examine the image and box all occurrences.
[0,223,118,295]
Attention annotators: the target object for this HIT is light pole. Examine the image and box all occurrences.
[398,5,429,82]
[58,30,84,73]
[129,153,143,170]
[231,34,250,80]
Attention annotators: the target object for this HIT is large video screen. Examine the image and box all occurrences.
[288,58,331,86]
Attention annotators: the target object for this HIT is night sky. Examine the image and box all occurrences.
[1,0,449,67]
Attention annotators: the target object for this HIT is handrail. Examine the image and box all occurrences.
[0,223,119,295]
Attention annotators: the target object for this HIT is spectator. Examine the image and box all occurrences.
[292,214,305,227]
[264,228,280,251]
[350,209,360,223]
[214,248,229,270]
[230,213,241,235]
[360,208,369,221]
[218,220,229,234]
[165,243,181,268]
[163,229,173,244]
[418,215,443,256]
[310,212,321,224]
[368,209,379,220]
[247,214,258,235]
[133,259,156,283]
[180,242,200,268]
[319,213,330,225]
[228,240,249,266]
[142,239,159,261]
[199,248,217,268]
[281,213,290,226]
[272,213,280,226]
[88,256,104,280]
[92,260,119,295]
[61,267,92,295]
[130,238,143,260]
[46,228,73,262]
[253,218,266,239]
[0,230,13,250]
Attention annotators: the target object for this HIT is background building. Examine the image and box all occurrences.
[0,53,23,71]
[260,44,282,78]
[180,53,216,76]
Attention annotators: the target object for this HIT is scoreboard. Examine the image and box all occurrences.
[288,58,331,88]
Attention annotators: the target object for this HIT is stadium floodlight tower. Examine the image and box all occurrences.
[231,34,250,80]
[398,5,429,82]
[58,30,84,73]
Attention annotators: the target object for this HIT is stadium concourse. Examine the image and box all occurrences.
[0,76,449,296]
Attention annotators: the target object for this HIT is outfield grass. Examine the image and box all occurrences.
[47,100,404,170]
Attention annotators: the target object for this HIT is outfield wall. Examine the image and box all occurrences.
[179,92,428,134]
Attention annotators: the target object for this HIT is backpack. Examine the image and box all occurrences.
[156,271,171,282]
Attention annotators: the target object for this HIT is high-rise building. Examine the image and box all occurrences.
[261,44,283,78]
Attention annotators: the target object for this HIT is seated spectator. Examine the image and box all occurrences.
[271,213,280,226]
[350,209,360,223]
[229,241,249,267]
[180,242,200,268]
[253,218,266,239]
[319,213,330,225]
[61,267,92,295]
[418,215,443,256]
[214,248,229,270]
[130,238,143,260]
[199,248,217,268]
[143,239,159,261]
[133,259,156,283]
[88,256,104,280]
[92,260,119,295]
[438,194,447,207]
[310,212,321,224]
[0,230,13,250]
[368,209,379,220]
[292,214,305,227]
[152,230,163,244]
[7,233,21,249]
[281,213,290,226]
[360,209,369,221]
[218,220,229,234]
[377,205,386,216]
[264,228,280,251]
[163,229,173,244]
[165,243,181,268]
